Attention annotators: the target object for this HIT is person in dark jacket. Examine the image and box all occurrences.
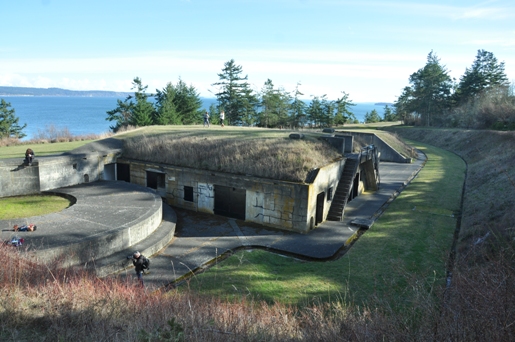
[24,148,35,166]
[131,251,149,287]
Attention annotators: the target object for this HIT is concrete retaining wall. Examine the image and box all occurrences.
[0,152,119,197]
[30,203,163,268]
[119,158,346,233]
[336,132,411,163]
[0,160,41,197]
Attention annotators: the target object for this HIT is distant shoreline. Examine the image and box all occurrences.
[0,86,131,98]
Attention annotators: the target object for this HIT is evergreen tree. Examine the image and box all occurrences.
[106,77,155,131]
[383,104,398,121]
[455,49,509,105]
[394,86,415,124]
[154,83,181,125]
[130,77,154,127]
[334,91,356,126]
[320,95,334,127]
[106,96,134,132]
[0,99,26,139]
[289,82,307,128]
[258,79,291,128]
[155,79,203,125]
[364,109,382,123]
[307,96,324,127]
[173,78,203,125]
[405,51,453,126]
[239,86,259,126]
[208,104,219,124]
[212,59,256,125]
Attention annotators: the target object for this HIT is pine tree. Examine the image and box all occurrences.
[258,79,291,128]
[404,51,453,126]
[212,59,256,125]
[364,109,382,123]
[307,96,324,127]
[106,77,155,131]
[290,82,307,128]
[334,91,356,126]
[455,49,509,105]
[154,83,181,125]
[130,77,154,127]
[383,105,398,122]
[0,99,26,139]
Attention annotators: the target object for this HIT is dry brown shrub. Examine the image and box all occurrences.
[0,137,21,147]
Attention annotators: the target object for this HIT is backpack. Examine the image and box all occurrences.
[142,257,150,269]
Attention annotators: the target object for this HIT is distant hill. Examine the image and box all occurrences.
[374,102,394,106]
[0,86,132,97]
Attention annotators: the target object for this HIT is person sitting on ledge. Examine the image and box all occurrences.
[24,148,35,166]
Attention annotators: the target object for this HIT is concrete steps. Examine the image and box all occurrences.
[88,201,176,277]
[327,158,358,221]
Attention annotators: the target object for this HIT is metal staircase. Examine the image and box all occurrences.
[327,156,359,221]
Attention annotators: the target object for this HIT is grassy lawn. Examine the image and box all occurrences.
[182,140,466,308]
[0,140,95,160]
[0,195,71,219]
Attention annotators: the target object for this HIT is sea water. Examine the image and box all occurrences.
[3,96,389,140]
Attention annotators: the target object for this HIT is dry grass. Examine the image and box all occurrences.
[3,241,512,341]
[122,129,342,182]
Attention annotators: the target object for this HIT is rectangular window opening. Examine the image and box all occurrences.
[327,187,333,201]
[184,186,194,202]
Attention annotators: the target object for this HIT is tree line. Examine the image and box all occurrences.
[1,49,513,139]
[105,59,361,132]
[395,49,514,129]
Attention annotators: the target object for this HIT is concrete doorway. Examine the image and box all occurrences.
[316,192,325,225]
[214,185,246,220]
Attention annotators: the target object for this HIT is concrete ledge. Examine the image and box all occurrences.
[0,181,166,269]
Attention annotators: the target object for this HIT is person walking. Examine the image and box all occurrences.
[220,110,225,127]
[131,251,150,287]
[203,111,210,127]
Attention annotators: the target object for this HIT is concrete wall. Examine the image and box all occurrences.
[308,159,346,227]
[120,157,346,234]
[0,160,41,197]
[336,132,411,163]
[0,152,119,198]
[319,135,354,154]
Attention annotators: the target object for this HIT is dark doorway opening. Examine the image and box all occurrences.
[316,192,325,225]
[146,171,165,190]
[184,186,194,202]
[214,185,246,220]
[117,163,130,182]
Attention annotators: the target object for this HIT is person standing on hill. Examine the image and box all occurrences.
[24,148,34,166]
[220,110,225,127]
[203,111,210,127]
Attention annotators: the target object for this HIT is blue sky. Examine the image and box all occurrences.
[1,0,514,102]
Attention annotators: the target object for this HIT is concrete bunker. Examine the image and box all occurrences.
[118,132,391,233]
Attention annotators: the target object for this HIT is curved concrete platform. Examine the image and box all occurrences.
[0,181,176,274]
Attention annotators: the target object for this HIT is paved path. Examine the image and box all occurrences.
[130,152,426,289]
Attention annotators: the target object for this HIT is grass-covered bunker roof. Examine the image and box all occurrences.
[121,126,343,183]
